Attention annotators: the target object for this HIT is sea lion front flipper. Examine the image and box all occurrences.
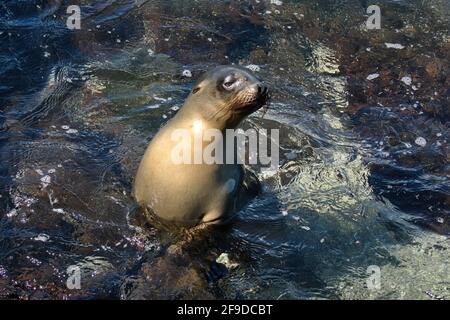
[234,167,261,212]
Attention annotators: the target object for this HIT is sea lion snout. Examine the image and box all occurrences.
[255,83,269,101]
[234,82,270,112]
[248,82,268,95]
[257,83,267,93]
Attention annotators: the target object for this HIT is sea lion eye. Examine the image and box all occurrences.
[192,87,201,94]
[222,75,237,91]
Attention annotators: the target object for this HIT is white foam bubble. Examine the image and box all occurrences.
[182,69,192,78]
[367,73,379,80]
[385,43,405,49]
[415,137,427,147]
[246,64,261,72]
[401,76,412,86]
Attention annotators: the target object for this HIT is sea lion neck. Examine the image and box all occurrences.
[171,97,233,132]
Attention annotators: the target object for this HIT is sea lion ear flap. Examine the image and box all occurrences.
[191,72,211,94]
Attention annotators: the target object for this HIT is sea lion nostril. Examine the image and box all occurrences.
[261,86,268,95]
[256,84,268,95]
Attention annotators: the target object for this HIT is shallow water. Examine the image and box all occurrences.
[0,0,449,299]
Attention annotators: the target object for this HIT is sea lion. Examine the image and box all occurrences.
[133,65,269,227]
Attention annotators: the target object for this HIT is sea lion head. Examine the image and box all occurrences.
[184,65,269,129]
